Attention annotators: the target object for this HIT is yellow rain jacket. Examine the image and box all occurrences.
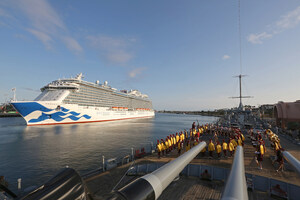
[275,142,279,151]
[161,143,166,151]
[260,144,264,155]
[238,138,242,146]
[208,142,215,151]
[165,141,169,149]
[222,142,228,150]
[177,142,181,150]
[216,144,222,153]
[232,139,237,147]
[241,134,245,141]
[157,143,162,152]
[229,142,234,151]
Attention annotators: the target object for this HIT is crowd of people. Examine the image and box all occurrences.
[156,122,288,173]
[249,128,284,171]
[156,122,245,159]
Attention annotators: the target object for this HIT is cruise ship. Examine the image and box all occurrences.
[11,73,155,126]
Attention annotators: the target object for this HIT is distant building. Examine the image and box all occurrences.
[274,100,300,128]
[257,104,275,119]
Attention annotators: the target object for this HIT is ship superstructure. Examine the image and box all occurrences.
[11,73,154,126]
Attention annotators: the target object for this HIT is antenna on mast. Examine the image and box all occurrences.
[230,75,252,110]
[229,0,253,110]
[12,88,16,102]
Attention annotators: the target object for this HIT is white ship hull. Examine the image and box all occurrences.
[11,101,155,126]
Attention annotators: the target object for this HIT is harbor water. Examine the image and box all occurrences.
[0,113,218,192]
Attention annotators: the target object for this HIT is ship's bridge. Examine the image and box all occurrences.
[41,81,79,91]
[35,82,79,102]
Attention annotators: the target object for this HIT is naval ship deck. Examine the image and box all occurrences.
[84,130,300,200]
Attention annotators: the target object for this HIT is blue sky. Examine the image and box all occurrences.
[1,0,300,110]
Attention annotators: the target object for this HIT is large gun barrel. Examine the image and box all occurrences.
[282,151,300,175]
[112,141,207,200]
[222,146,248,200]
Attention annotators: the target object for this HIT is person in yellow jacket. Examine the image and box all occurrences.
[255,143,264,170]
[229,139,234,157]
[241,133,245,141]
[171,135,174,150]
[177,141,182,156]
[238,136,242,146]
[274,141,280,152]
[176,133,179,143]
[160,139,165,156]
[157,140,162,158]
[208,140,215,158]
[165,138,169,154]
[216,141,222,158]
[260,141,265,158]
[231,138,237,148]
[222,140,228,157]
[168,136,172,151]
[172,134,176,148]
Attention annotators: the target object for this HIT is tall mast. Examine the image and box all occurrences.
[231,75,251,110]
[239,75,242,107]
[230,0,252,110]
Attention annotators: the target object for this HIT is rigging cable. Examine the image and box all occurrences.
[238,0,243,74]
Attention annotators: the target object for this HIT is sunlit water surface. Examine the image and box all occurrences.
[0,113,218,191]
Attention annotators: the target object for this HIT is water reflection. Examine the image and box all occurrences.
[0,113,217,191]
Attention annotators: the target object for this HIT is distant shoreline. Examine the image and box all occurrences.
[0,113,21,118]
[157,110,224,117]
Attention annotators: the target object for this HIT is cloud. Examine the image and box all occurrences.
[27,28,53,49]
[222,55,230,60]
[87,35,135,64]
[106,50,133,64]
[16,0,65,34]
[128,67,146,78]
[2,0,82,54]
[62,36,83,54]
[247,6,300,44]
[276,6,300,29]
[247,32,272,44]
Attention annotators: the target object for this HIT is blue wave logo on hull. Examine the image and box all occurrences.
[11,102,91,123]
